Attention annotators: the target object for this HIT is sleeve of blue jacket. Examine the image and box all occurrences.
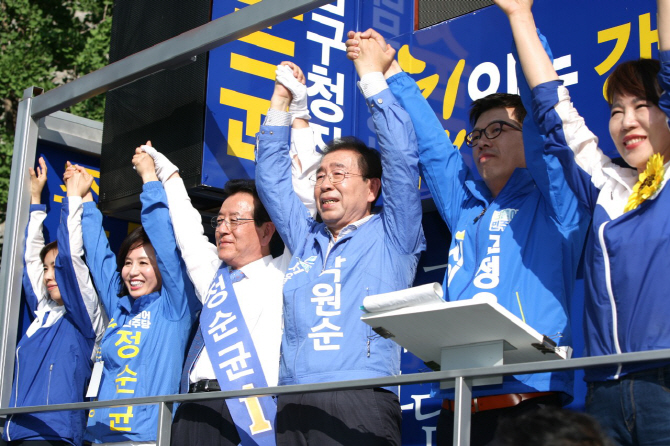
[387,71,474,231]
[140,181,199,321]
[55,196,99,338]
[82,201,121,316]
[365,87,425,255]
[530,81,601,213]
[515,32,587,228]
[256,125,315,256]
[657,50,670,124]
[22,204,48,315]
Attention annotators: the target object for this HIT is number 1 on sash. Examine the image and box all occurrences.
[240,384,272,434]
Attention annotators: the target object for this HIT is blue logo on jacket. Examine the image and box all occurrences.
[489,208,518,232]
[284,256,318,283]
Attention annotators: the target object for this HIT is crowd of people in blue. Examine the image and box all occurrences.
[3,0,670,444]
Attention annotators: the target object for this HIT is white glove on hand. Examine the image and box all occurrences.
[140,145,178,183]
[275,64,311,122]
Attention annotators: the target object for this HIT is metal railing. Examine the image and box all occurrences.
[1,348,669,446]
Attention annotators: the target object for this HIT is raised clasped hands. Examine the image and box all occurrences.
[346,29,401,79]
[274,62,305,101]
[132,146,159,184]
[138,141,179,183]
[272,61,310,121]
[63,161,94,200]
[350,31,395,78]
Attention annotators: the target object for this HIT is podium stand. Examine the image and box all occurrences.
[361,296,569,446]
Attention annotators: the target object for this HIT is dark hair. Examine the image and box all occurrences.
[469,93,527,127]
[322,137,383,206]
[39,241,58,264]
[116,226,161,297]
[606,59,662,106]
[222,179,270,227]
[492,407,614,446]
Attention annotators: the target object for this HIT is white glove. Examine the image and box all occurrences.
[275,64,311,122]
[140,145,178,183]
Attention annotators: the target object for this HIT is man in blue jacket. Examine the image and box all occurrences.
[346,30,589,446]
[256,38,425,445]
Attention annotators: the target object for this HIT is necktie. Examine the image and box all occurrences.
[229,269,246,283]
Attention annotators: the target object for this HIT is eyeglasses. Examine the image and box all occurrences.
[465,120,523,147]
[309,170,364,186]
[210,217,255,230]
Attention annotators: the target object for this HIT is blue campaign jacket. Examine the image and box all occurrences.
[82,182,198,443]
[388,72,589,399]
[527,50,670,382]
[4,199,102,446]
[256,87,425,386]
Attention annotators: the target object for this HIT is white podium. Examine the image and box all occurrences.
[361,294,570,446]
[362,297,569,385]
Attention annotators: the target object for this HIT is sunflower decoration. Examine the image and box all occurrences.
[624,153,666,212]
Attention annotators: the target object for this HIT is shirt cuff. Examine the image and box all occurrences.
[67,195,83,207]
[357,72,388,99]
[263,109,291,127]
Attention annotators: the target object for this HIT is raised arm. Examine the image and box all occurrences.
[256,64,317,254]
[275,61,320,218]
[140,141,219,303]
[270,63,323,270]
[495,0,558,88]
[498,1,608,212]
[497,21,588,225]
[346,30,480,230]
[78,163,122,315]
[290,125,321,218]
[23,157,50,314]
[133,149,199,320]
[351,35,425,254]
[56,166,105,339]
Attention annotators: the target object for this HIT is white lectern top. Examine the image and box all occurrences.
[361,297,569,369]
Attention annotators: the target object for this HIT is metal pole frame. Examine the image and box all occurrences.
[0,0,332,412]
[453,377,472,446]
[0,87,43,409]
[29,0,333,119]
[156,402,174,444]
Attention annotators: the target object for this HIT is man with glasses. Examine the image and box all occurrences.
[139,62,321,445]
[346,30,589,446]
[256,37,424,445]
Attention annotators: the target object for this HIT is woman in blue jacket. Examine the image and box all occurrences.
[2,157,105,446]
[75,150,198,444]
[498,0,670,444]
